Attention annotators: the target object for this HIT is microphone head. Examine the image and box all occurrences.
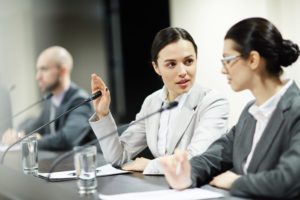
[43,93,53,100]
[91,90,102,100]
[160,101,178,112]
[167,101,178,110]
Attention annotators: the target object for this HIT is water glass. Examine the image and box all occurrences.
[21,135,38,175]
[74,145,97,194]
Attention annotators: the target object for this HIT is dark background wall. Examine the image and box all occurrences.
[0,0,170,126]
[106,0,170,123]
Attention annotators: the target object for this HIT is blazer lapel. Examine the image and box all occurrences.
[166,85,202,154]
[146,99,163,157]
[235,115,256,174]
[246,82,299,173]
[247,105,284,173]
[167,106,195,154]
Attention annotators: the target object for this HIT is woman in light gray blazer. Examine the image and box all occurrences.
[89,27,229,174]
[161,17,300,199]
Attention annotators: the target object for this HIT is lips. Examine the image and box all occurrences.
[176,79,189,84]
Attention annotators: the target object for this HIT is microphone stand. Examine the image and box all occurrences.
[46,101,178,181]
[0,91,102,164]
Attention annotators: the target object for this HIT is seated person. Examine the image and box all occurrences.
[2,46,97,151]
[89,27,229,174]
[160,17,300,199]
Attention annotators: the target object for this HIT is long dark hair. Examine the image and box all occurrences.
[151,27,197,64]
[225,17,299,77]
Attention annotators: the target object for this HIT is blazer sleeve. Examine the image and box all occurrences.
[230,120,300,199]
[189,126,235,187]
[187,91,229,158]
[89,97,150,166]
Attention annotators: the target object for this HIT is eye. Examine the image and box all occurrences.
[184,58,194,66]
[165,61,176,69]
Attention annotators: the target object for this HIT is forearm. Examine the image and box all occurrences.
[231,169,300,198]
[90,112,128,166]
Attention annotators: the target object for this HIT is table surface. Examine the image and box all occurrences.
[0,149,246,200]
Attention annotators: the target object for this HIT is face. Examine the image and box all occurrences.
[222,39,253,92]
[152,39,197,101]
[36,54,61,93]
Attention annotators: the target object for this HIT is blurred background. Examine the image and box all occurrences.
[1,0,300,133]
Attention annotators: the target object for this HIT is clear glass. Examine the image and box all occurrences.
[21,135,38,175]
[74,145,97,194]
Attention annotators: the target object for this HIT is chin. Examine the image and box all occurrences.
[231,85,243,92]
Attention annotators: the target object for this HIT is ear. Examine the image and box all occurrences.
[59,65,68,76]
[248,51,261,70]
[152,61,161,76]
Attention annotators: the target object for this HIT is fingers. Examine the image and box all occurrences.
[91,73,108,93]
[160,155,178,176]
[121,163,133,171]
[1,129,19,145]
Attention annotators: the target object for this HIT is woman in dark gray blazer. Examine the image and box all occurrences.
[160,17,300,199]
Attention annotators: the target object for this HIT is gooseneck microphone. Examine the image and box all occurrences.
[0,93,53,131]
[46,101,178,181]
[12,93,53,119]
[0,91,102,164]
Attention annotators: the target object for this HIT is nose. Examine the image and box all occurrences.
[178,64,187,77]
[221,65,228,75]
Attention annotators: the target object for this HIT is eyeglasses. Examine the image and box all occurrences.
[221,55,242,67]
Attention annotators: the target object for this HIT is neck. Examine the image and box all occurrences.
[250,76,284,106]
[51,78,70,96]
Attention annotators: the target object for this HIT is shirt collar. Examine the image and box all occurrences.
[160,85,193,109]
[51,84,70,107]
[249,79,293,119]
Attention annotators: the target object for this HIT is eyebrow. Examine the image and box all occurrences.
[163,55,194,63]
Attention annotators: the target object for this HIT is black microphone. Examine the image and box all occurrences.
[46,101,178,181]
[0,90,102,164]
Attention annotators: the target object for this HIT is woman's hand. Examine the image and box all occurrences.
[160,149,192,190]
[1,128,19,145]
[91,73,111,119]
[122,157,151,172]
[209,170,240,190]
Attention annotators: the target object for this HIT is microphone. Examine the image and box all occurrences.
[0,90,102,164]
[46,101,178,181]
[0,93,53,133]
[12,93,53,119]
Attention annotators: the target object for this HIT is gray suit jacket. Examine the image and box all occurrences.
[90,84,229,174]
[19,83,95,151]
[190,82,300,199]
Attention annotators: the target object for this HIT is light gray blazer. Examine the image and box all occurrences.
[90,84,229,174]
[190,82,300,199]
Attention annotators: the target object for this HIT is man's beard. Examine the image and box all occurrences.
[44,76,60,93]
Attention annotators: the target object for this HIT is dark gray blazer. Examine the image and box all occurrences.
[190,82,300,199]
[19,83,95,151]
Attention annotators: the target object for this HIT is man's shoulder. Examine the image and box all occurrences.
[68,82,90,99]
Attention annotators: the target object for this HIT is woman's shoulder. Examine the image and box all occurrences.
[191,84,228,103]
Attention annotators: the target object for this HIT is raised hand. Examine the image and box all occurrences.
[91,73,111,119]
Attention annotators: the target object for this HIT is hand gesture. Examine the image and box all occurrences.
[91,73,111,118]
[160,149,192,190]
